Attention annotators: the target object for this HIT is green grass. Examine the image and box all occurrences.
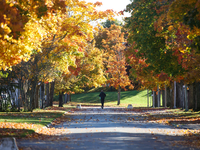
[0,111,63,126]
[70,90,151,107]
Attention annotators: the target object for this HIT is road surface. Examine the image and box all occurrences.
[17,107,197,150]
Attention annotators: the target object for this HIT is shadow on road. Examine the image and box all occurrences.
[17,131,194,150]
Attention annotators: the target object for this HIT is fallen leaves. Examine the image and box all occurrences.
[0,122,37,137]
[0,122,39,130]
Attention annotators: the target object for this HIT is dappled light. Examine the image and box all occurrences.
[70,90,148,107]
[16,108,200,149]
[1,0,200,149]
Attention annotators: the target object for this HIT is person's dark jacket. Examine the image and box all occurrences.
[99,92,106,99]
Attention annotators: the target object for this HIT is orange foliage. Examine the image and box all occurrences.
[102,25,132,90]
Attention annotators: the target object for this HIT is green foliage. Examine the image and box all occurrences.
[125,0,185,76]
[101,19,122,28]
[0,71,8,78]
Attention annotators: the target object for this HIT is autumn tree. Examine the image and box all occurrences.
[54,42,107,107]
[125,0,200,110]
[2,0,115,111]
[165,0,200,110]
[77,42,107,89]
[124,0,185,108]
[102,25,132,105]
[0,0,70,70]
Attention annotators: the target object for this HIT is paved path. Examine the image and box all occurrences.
[17,107,198,150]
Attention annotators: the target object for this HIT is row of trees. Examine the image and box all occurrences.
[125,0,200,110]
[0,0,119,111]
[0,0,134,111]
[4,0,198,111]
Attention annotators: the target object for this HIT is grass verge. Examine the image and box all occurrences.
[0,108,68,137]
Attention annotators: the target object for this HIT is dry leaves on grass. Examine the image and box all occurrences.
[0,122,39,130]
[0,113,71,139]
[0,122,38,137]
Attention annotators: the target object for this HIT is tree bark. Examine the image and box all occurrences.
[117,87,121,105]
[157,85,160,107]
[46,83,50,107]
[153,91,156,108]
[147,90,149,107]
[69,94,71,102]
[173,81,176,108]
[59,92,63,107]
[22,85,28,111]
[35,85,40,108]
[41,83,45,109]
[184,85,188,111]
[162,90,165,107]
[164,85,167,108]
[194,82,200,111]
[188,84,194,109]
[154,91,158,107]
[49,81,55,107]
[170,81,174,109]
[176,82,184,108]
[30,79,36,111]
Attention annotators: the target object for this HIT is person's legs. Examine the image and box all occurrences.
[101,99,103,109]
[102,98,104,109]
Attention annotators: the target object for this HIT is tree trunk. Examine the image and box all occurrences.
[46,83,50,107]
[69,94,71,102]
[166,87,171,107]
[66,94,68,103]
[194,82,200,111]
[66,94,69,103]
[176,82,184,108]
[22,83,28,112]
[18,89,21,112]
[29,77,37,111]
[184,85,188,111]
[117,87,121,105]
[21,80,27,112]
[162,90,165,107]
[35,85,40,108]
[49,81,55,107]
[173,81,176,108]
[164,85,167,108]
[153,91,156,108]
[41,83,45,109]
[59,92,63,107]
[197,82,200,111]
[188,84,194,109]
[154,91,158,107]
[147,90,149,107]
[66,94,71,102]
[64,94,69,103]
[170,81,174,109]
[157,85,160,107]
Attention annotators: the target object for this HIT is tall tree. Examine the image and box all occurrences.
[4,0,115,111]
[102,25,133,105]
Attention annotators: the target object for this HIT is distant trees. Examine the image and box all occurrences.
[101,19,122,28]
[95,20,133,105]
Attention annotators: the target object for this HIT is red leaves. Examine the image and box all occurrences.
[157,72,170,82]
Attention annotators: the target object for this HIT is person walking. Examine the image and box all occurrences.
[99,90,106,109]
